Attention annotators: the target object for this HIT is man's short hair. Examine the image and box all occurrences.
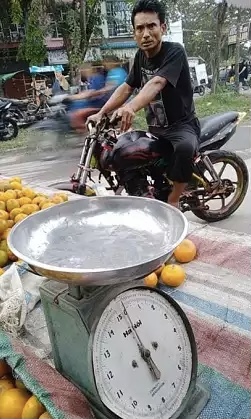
[131,0,166,27]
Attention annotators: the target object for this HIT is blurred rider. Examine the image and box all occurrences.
[70,60,128,121]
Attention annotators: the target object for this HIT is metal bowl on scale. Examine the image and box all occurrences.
[8,196,188,286]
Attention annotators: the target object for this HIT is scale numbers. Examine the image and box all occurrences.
[92,288,194,419]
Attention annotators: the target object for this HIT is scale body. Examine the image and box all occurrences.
[8,196,210,419]
[40,280,210,419]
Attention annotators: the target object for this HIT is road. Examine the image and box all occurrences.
[0,123,250,234]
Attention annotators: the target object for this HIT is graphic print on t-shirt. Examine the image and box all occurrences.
[141,68,168,128]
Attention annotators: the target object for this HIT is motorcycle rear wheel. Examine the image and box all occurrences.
[191,150,248,222]
[0,118,18,141]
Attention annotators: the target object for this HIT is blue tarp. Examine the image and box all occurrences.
[29,65,64,74]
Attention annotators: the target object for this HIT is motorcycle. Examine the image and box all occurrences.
[35,107,248,223]
[0,101,18,141]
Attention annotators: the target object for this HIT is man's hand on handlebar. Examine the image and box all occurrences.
[70,110,102,132]
[111,104,135,132]
[86,112,103,128]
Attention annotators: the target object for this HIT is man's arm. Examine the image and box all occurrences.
[127,76,166,112]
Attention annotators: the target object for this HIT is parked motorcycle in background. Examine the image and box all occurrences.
[0,101,18,141]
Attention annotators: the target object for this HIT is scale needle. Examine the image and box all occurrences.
[121,302,161,381]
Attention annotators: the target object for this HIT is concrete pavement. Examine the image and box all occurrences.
[0,123,250,234]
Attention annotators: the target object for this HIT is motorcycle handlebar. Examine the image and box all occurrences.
[87,114,122,135]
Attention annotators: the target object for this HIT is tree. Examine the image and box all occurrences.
[211,0,228,93]
[226,6,251,91]
[9,0,103,67]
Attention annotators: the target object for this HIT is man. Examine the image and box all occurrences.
[71,0,200,207]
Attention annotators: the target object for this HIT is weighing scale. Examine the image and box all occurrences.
[8,196,210,419]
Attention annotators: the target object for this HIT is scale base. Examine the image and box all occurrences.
[178,383,210,419]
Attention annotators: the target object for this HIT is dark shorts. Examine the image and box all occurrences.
[150,118,200,183]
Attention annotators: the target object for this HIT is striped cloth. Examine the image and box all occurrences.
[14,219,251,419]
[162,221,251,419]
[0,174,250,418]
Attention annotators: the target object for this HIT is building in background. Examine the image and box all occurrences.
[0,1,184,72]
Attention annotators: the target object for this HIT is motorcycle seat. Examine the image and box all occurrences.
[199,111,239,143]
[10,98,29,105]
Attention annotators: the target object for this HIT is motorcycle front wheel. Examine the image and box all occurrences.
[0,118,18,141]
[191,150,248,222]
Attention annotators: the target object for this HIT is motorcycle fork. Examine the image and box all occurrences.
[75,138,96,187]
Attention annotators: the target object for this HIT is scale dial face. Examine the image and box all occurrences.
[92,288,195,419]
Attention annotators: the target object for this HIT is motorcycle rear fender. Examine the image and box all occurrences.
[199,122,237,152]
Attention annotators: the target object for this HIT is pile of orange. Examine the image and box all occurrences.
[144,239,197,288]
[0,359,52,419]
[0,177,69,269]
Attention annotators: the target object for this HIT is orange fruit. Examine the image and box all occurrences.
[0,268,4,275]
[144,272,158,287]
[0,250,8,268]
[174,239,197,263]
[51,195,64,204]
[0,388,30,419]
[0,378,15,395]
[9,182,22,190]
[155,264,164,276]
[0,220,8,235]
[0,182,11,192]
[33,196,47,206]
[0,240,8,252]
[4,191,17,201]
[10,207,23,220]
[0,360,11,378]
[0,201,6,211]
[21,204,39,215]
[7,220,14,228]
[16,190,23,198]
[6,199,20,213]
[161,264,185,287]
[19,197,32,206]
[39,413,52,419]
[39,199,49,209]
[56,193,68,202]
[41,202,56,210]
[1,228,11,240]
[0,210,9,220]
[22,395,46,419]
[9,177,22,184]
[21,188,36,200]
[14,214,28,224]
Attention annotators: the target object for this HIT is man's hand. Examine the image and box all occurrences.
[111,104,135,132]
[70,110,102,132]
[86,112,103,128]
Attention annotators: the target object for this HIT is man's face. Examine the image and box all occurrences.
[133,12,166,53]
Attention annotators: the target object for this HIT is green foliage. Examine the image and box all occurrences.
[134,92,250,130]
[10,0,23,23]
[17,0,47,65]
[195,92,250,119]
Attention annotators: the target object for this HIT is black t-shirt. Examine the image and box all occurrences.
[126,42,195,136]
